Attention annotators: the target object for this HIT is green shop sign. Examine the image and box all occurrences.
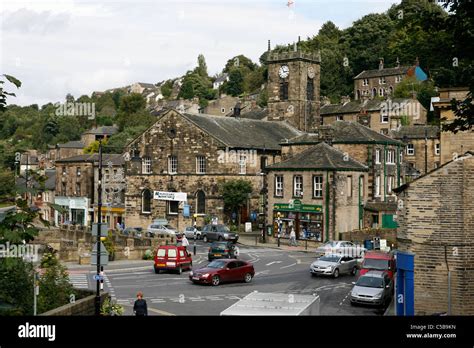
[274,200,322,213]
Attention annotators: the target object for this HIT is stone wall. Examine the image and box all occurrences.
[40,291,109,316]
[339,228,397,246]
[396,154,474,315]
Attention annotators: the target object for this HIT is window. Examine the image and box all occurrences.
[142,189,152,214]
[293,175,303,197]
[375,149,381,164]
[435,143,440,156]
[239,154,246,174]
[389,86,393,95]
[75,182,81,196]
[406,144,415,156]
[347,175,353,197]
[260,156,268,172]
[381,112,389,123]
[168,201,179,215]
[142,156,152,174]
[168,249,177,258]
[360,175,365,197]
[379,88,384,97]
[356,90,361,100]
[387,175,395,194]
[168,156,178,174]
[275,175,284,197]
[313,175,323,198]
[379,77,386,84]
[363,79,369,86]
[375,175,381,197]
[279,81,289,101]
[387,150,395,164]
[372,88,377,98]
[221,108,226,114]
[61,182,67,196]
[76,167,81,176]
[196,190,205,214]
[399,151,403,163]
[196,156,206,174]
[307,78,314,101]
[395,75,402,83]
[62,167,66,176]
[336,115,344,121]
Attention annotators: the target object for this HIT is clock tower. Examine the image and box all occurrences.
[266,48,321,132]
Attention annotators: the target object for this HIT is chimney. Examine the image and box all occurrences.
[379,58,384,70]
[293,42,298,52]
[267,40,271,52]
[321,96,331,106]
[233,101,241,118]
[317,126,335,145]
[340,96,351,105]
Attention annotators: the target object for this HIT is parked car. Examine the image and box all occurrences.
[189,259,254,286]
[350,270,393,306]
[122,227,142,238]
[201,224,239,243]
[208,241,239,261]
[310,254,358,278]
[146,224,177,238]
[360,251,396,279]
[183,226,202,239]
[154,245,192,274]
[315,241,366,258]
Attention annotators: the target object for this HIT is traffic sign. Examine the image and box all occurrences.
[93,274,104,281]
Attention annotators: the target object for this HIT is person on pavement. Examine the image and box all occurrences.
[289,227,297,247]
[133,291,148,316]
[181,233,190,251]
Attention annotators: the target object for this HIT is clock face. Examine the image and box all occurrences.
[308,67,315,79]
[279,65,290,79]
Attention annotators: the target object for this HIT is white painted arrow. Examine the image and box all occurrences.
[265,261,283,266]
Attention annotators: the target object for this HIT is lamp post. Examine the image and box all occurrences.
[95,140,103,316]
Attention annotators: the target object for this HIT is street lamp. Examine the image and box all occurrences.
[95,140,103,316]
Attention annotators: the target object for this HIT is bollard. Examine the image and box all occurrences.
[255,235,258,246]
[305,239,307,251]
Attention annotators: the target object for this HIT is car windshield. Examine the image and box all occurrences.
[356,276,384,288]
[212,243,227,250]
[319,255,340,263]
[207,260,227,269]
[156,249,166,257]
[363,258,390,270]
[219,225,230,232]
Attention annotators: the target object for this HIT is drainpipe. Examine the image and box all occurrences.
[332,171,336,241]
[358,175,362,230]
[325,171,330,242]
[384,144,387,202]
[397,145,401,187]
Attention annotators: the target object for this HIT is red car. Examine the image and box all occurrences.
[360,251,396,279]
[189,259,254,286]
[154,245,192,274]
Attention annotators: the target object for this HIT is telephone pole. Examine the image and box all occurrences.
[95,140,103,316]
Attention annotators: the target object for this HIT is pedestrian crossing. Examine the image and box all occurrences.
[68,273,89,289]
[116,294,243,305]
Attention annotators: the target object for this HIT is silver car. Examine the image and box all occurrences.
[315,241,366,259]
[310,254,358,278]
[183,226,202,239]
[146,224,177,238]
[350,270,393,306]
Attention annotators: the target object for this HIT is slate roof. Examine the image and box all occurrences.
[214,74,229,83]
[82,126,118,135]
[354,66,410,79]
[15,169,56,191]
[57,141,84,149]
[267,142,368,171]
[240,108,268,120]
[321,98,416,116]
[182,113,301,151]
[390,125,440,140]
[55,154,125,165]
[284,121,402,146]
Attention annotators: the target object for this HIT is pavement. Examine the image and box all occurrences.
[238,235,318,253]
[62,240,390,316]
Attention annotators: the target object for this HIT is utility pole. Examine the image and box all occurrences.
[95,140,103,316]
[424,128,428,175]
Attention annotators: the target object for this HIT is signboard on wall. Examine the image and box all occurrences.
[154,191,187,202]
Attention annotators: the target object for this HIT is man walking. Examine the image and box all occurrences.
[289,227,297,247]
[133,291,148,316]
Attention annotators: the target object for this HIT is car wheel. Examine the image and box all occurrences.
[333,268,340,278]
[311,273,317,277]
[208,258,212,262]
[351,266,357,276]
[218,236,223,241]
[211,275,220,286]
[350,301,356,306]
[203,235,208,243]
[177,266,182,275]
[154,267,160,274]
[244,273,252,283]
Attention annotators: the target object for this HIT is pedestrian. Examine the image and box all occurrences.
[289,227,297,246]
[133,291,148,316]
[181,233,190,251]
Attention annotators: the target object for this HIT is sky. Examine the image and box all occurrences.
[0,0,400,106]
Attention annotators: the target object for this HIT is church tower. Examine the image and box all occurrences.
[266,46,321,132]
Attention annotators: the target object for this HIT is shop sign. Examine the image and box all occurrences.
[274,203,322,213]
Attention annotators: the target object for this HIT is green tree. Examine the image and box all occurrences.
[0,74,21,112]
[223,69,244,97]
[160,80,174,99]
[0,168,15,202]
[0,258,34,315]
[83,138,108,154]
[178,79,195,100]
[221,179,253,226]
[196,54,208,77]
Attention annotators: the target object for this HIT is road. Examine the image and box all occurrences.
[66,241,389,316]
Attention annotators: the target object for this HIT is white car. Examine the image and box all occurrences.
[146,224,177,238]
[183,226,202,239]
[315,241,366,259]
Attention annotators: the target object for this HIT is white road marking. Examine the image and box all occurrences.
[255,270,270,276]
[265,261,282,266]
[280,262,297,269]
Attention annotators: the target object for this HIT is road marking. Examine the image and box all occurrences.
[280,262,297,269]
[265,261,282,266]
[255,270,270,276]
[121,303,176,316]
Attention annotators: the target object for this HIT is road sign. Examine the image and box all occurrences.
[93,274,104,281]
[91,242,109,266]
[92,223,108,237]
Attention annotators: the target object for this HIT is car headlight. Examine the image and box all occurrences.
[202,273,209,278]
[374,293,382,299]
[224,233,229,238]
[189,271,193,276]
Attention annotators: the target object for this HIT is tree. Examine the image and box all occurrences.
[393,76,437,110]
[223,69,244,97]
[196,54,208,78]
[178,79,195,100]
[0,168,15,202]
[0,74,21,112]
[119,93,146,114]
[221,179,253,226]
[83,138,107,154]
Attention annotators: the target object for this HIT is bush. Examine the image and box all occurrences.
[0,258,34,315]
[142,249,154,260]
[100,297,124,316]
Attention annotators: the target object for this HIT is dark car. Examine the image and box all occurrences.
[189,259,254,286]
[122,227,143,238]
[208,241,239,261]
[201,224,239,243]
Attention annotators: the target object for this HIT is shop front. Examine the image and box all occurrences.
[273,200,323,241]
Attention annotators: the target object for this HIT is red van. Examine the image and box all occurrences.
[154,245,192,274]
[359,251,396,279]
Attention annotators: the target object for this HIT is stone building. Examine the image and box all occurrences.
[390,125,440,178]
[129,82,156,94]
[54,154,125,228]
[353,58,427,100]
[432,87,474,165]
[123,109,300,230]
[321,97,427,135]
[202,95,240,116]
[394,152,474,315]
[81,126,118,148]
[48,141,85,163]
[266,50,321,132]
[266,142,368,241]
[280,121,404,229]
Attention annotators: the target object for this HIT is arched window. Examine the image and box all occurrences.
[389,86,393,95]
[372,88,377,98]
[379,88,384,97]
[356,90,361,100]
[306,78,314,101]
[142,189,152,213]
[280,80,289,101]
[196,190,206,214]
